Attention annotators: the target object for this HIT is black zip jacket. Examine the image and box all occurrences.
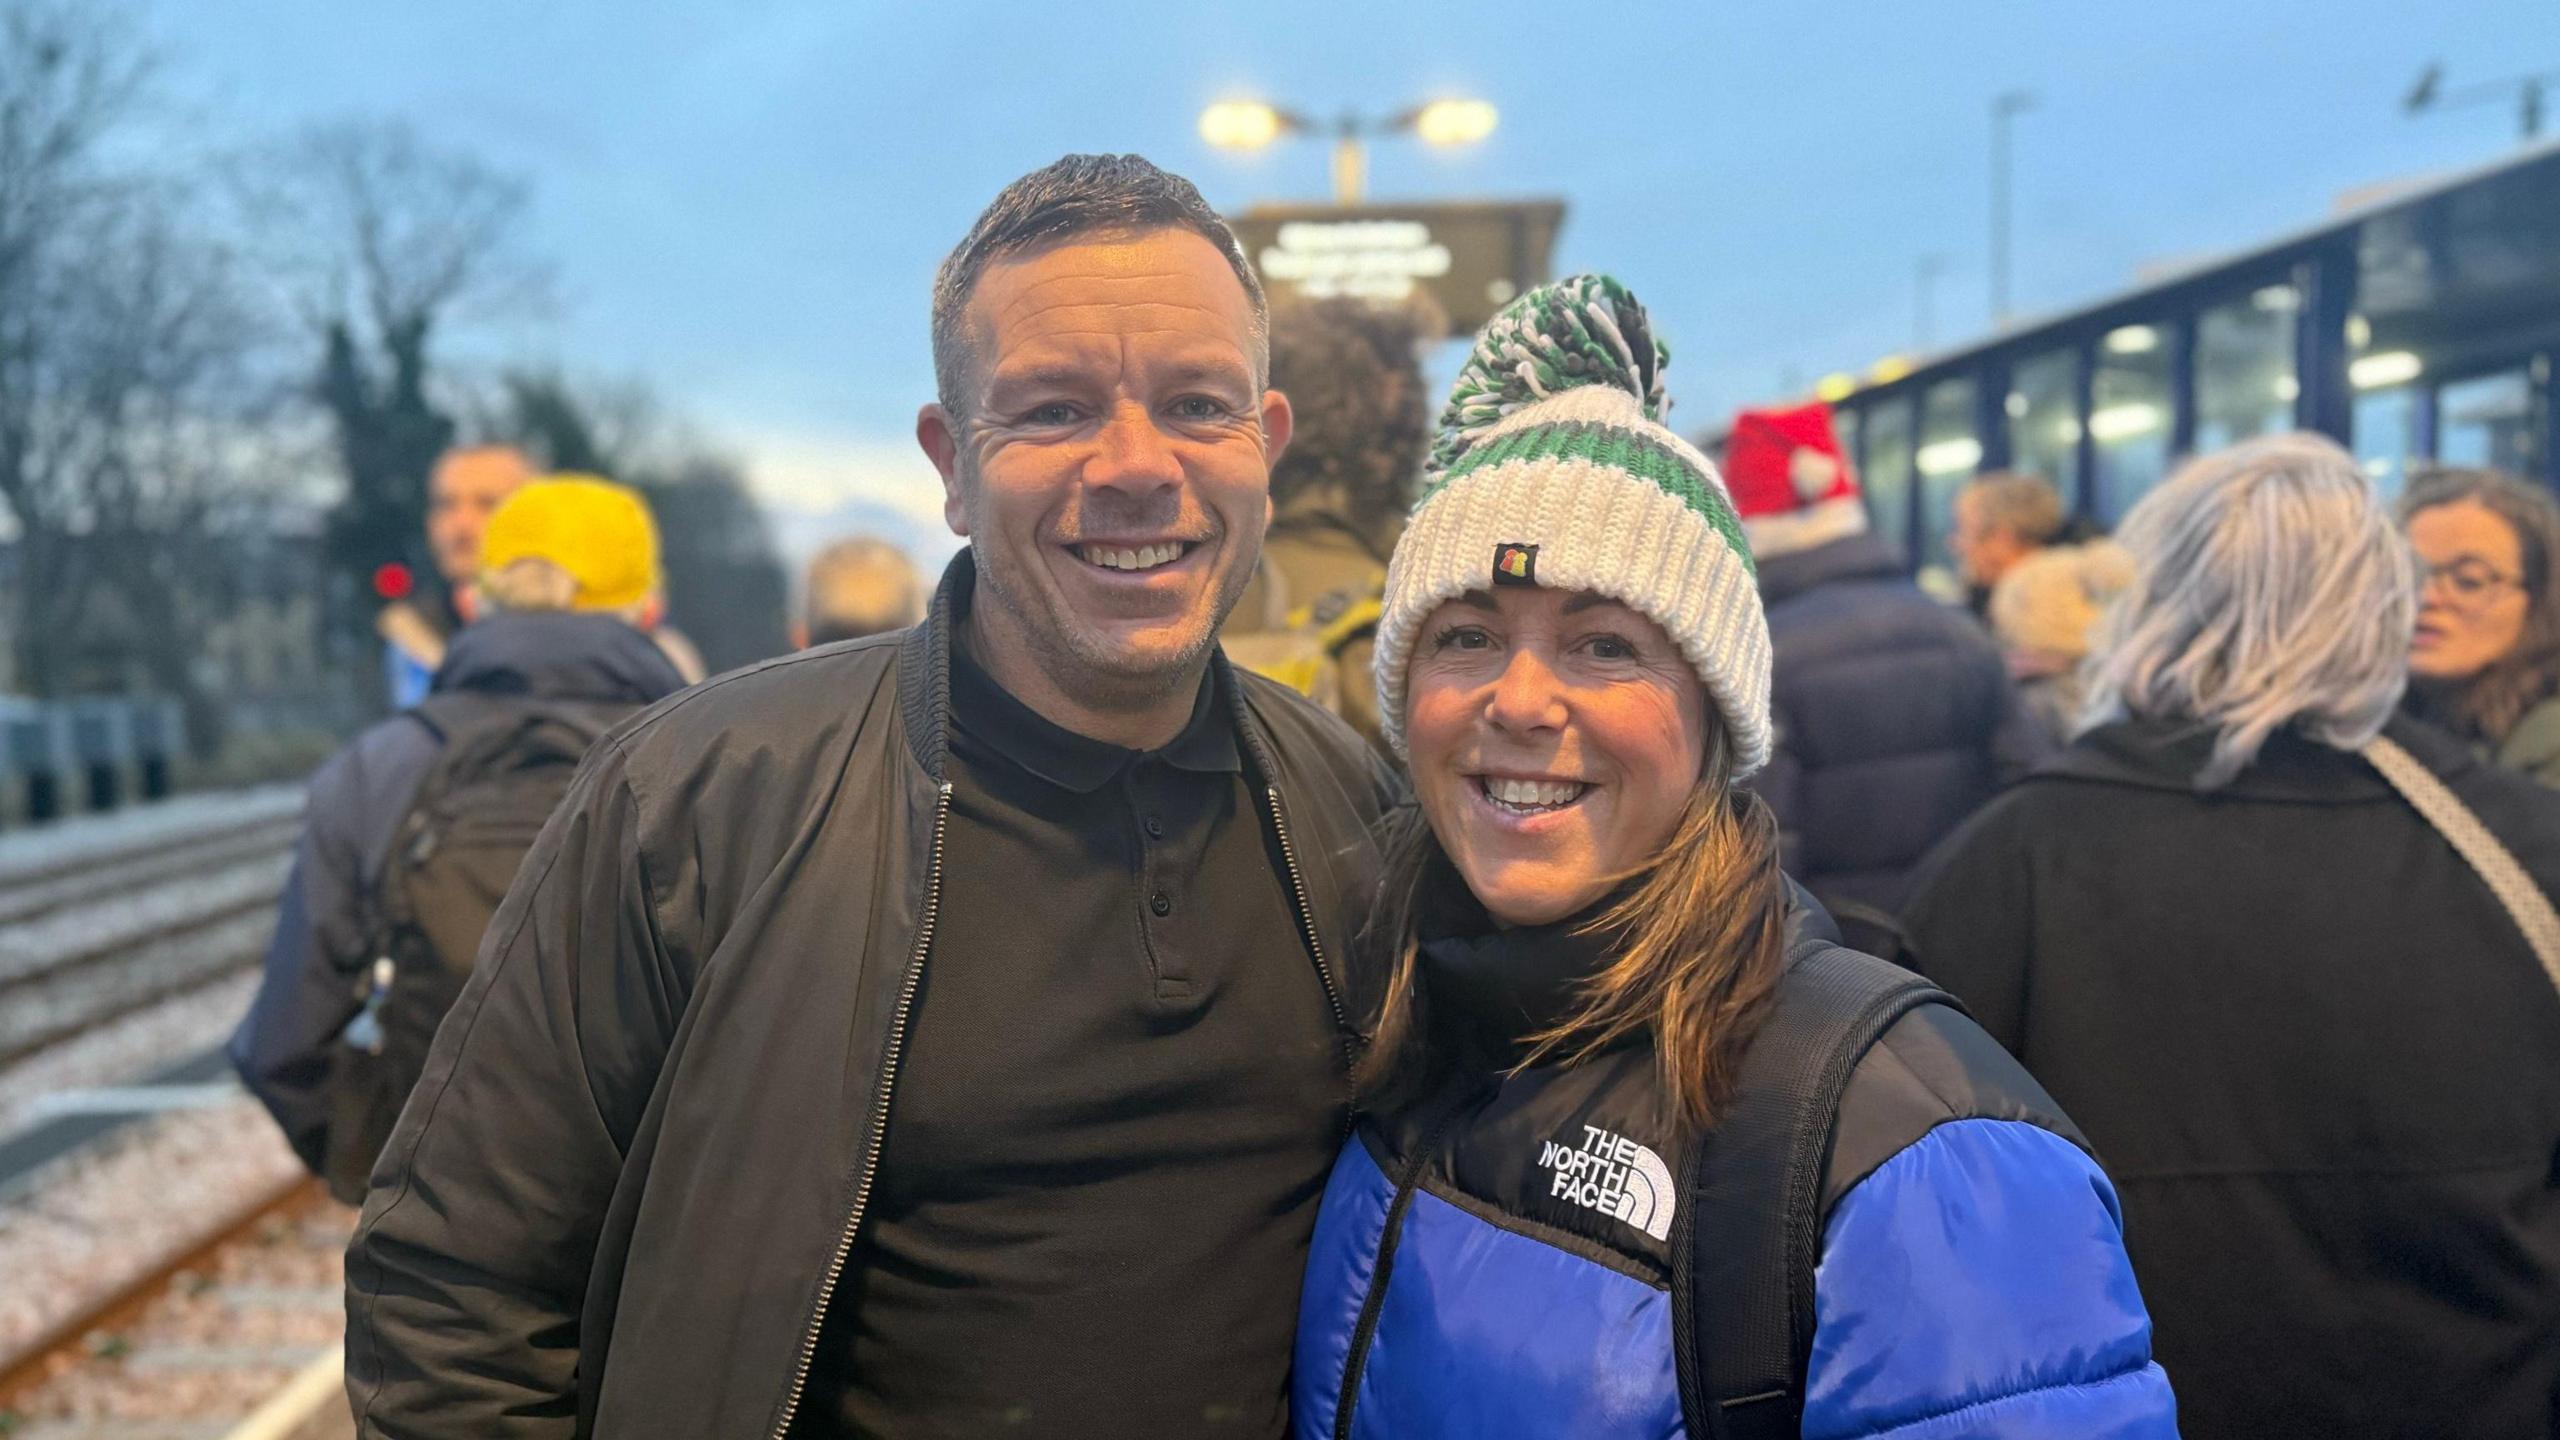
[342,552,1401,1439]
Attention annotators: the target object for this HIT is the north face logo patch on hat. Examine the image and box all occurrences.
[1492,543,1538,586]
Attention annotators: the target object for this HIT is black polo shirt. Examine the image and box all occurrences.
[793,621,1347,1439]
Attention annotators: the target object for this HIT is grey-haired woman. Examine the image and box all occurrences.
[1904,432,2560,1439]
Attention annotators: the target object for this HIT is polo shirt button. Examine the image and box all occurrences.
[1144,816,1165,840]
[1150,891,1173,917]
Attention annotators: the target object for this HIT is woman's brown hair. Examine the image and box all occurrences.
[1353,720,1792,1133]
[2401,467,2560,744]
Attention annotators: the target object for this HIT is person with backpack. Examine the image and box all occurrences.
[1292,277,2176,1439]
[1222,293,1437,755]
[231,475,690,1203]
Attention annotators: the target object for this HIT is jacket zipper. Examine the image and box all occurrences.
[1263,784,1354,1086]
[1332,1107,1465,1440]
[768,781,952,1439]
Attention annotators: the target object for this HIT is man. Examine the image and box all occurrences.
[343,155,1397,1439]
[794,536,925,648]
[232,477,690,1198]
[380,444,535,707]
[1222,294,1435,753]
[1947,469,2066,614]
[1723,401,2045,934]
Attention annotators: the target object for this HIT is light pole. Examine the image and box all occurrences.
[2404,62,2560,143]
[1200,97,1499,205]
[1990,89,2036,328]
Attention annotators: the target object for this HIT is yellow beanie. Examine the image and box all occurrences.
[479,475,662,612]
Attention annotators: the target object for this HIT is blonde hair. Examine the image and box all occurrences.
[803,538,924,644]
[2083,433,2417,787]
[1356,720,1788,1132]
[1988,540,2135,662]
[478,557,649,624]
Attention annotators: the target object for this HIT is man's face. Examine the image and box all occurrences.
[426,449,533,586]
[919,229,1289,706]
[1948,487,2024,588]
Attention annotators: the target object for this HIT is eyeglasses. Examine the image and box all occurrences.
[2422,559,2527,603]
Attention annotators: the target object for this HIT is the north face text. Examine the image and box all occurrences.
[1537,1124,1676,1241]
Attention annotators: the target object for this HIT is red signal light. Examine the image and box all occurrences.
[373,562,415,601]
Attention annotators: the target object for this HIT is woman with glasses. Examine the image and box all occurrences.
[2403,467,2560,786]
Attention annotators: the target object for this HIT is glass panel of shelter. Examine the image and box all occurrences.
[2005,347,2081,510]
[2092,321,2177,525]
[1916,377,1979,587]
[2437,369,2538,477]
[2194,284,2298,453]
[1861,395,1915,566]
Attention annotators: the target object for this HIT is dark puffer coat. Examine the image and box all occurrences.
[1749,533,2046,921]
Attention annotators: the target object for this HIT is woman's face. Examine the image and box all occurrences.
[1405,586,1711,927]
[2409,499,2532,682]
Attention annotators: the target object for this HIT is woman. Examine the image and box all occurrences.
[1903,434,2560,1438]
[1293,276,2176,1439]
[1987,537,2135,743]
[2401,467,2560,786]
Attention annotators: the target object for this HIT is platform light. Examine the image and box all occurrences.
[1815,372,1858,402]
[2005,391,2030,418]
[2350,350,2423,389]
[2103,325,2159,356]
[2088,403,2162,441]
[1412,98,1499,147]
[1917,437,1984,476]
[2274,375,2302,402]
[1200,100,1289,150]
[2252,285,2301,313]
[2345,314,2373,349]
[1870,354,1914,383]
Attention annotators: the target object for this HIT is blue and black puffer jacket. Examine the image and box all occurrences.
[1293,907,2179,1439]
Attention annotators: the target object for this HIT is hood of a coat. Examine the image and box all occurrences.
[433,612,689,706]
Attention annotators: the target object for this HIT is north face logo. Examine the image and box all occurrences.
[1537,1124,1676,1241]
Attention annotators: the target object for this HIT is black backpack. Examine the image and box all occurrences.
[1671,942,1961,1440]
[320,691,635,1203]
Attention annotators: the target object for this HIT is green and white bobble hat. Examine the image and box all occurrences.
[1373,274,1773,775]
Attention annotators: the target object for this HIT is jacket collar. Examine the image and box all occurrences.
[901,548,1279,788]
[432,612,688,705]
[2038,712,2480,803]
[1753,532,1907,606]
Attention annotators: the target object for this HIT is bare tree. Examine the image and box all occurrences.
[0,2,277,747]
[237,119,546,675]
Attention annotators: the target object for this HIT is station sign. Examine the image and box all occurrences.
[1228,199,1568,333]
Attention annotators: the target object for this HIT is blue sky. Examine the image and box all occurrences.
[143,0,2557,561]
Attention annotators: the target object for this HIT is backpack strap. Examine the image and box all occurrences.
[1672,942,1958,1440]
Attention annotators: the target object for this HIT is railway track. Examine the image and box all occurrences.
[0,798,300,1072]
[0,1174,353,1440]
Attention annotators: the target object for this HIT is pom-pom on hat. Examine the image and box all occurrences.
[1374,274,1773,775]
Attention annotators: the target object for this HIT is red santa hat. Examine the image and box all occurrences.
[1722,401,1869,560]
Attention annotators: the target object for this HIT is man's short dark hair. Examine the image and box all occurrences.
[930,154,1268,416]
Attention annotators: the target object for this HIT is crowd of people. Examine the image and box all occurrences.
[222,151,2560,1440]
